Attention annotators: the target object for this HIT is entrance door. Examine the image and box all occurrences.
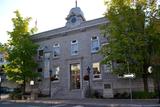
[70,64,80,90]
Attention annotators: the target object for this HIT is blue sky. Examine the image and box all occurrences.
[0,0,106,43]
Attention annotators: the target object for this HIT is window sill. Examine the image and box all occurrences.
[91,51,99,54]
[93,78,102,81]
[53,56,60,59]
[71,54,78,56]
[51,80,60,83]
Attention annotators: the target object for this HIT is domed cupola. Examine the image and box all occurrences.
[66,1,86,28]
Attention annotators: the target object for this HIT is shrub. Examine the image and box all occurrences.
[132,91,158,99]
[121,92,130,99]
[9,92,22,100]
[38,93,49,98]
[114,92,129,99]
[90,90,102,98]
[85,88,102,98]
[9,88,23,100]
[114,91,157,99]
[114,93,121,99]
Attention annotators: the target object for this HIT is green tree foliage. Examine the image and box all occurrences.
[100,0,160,92]
[5,10,38,93]
[0,43,4,52]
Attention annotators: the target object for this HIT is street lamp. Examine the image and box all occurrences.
[30,80,34,100]
[87,66,91,97]
[148,66,160,103]
[44,47,52,99]
[49,69,52,98]
[148,66,152,74]
[0,76,1,100]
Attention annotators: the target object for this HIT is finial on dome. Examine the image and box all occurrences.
[75,0,77,8]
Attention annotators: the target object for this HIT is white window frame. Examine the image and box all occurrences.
[71,40,78,55]
[92,62,102,80]
[53,43,60,58]
[91,36,100,53]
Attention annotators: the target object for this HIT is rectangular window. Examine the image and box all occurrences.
[39,50,43,56]
[38,49,44,60]
[37,68,42,72]
[44,53,50,78]
[91,36,100,53]
[44,53,50,59]
[104,62,112,73]
[104,84,111,89]
[53,43,60,58]
[92,62,101,80]
[0,57,4,62]
[51,66,60,82]
[70,64,80,89]
[71,40,78,55]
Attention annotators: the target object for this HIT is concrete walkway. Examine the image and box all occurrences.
[6,98,160,107]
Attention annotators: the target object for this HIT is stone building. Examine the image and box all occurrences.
[0,52,6,81]
[32,6,154,99]
[0,52,17,88]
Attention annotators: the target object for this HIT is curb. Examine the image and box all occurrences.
[5,99,160,107]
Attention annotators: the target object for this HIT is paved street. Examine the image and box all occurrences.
[1,95,160,107]
[0,101,106,107]
[1,100,160,107]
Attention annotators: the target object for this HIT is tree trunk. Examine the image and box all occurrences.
[22,75,26,94]
[157,80,160,103]
[142,63,149,92]
[143,74,149,92]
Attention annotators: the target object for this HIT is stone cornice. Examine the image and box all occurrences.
[32,17,108,42]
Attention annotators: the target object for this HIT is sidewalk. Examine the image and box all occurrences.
[7,98,160,107]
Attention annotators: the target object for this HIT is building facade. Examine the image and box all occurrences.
[32,6,153,99]
[0,52,6,81]
[0,52,17,88]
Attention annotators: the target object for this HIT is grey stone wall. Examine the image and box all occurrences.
[34,18,154,99]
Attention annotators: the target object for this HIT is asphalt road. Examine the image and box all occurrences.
[0,101,106,107]
[1,101,160,107]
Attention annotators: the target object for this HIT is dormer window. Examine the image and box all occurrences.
[71,40,78,55]
[53,43,60,58]
[91,36,100,53]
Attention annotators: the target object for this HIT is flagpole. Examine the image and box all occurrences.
[75,0,77,7]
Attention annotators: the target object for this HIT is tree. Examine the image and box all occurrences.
[5,10,38,93]
[0,43,4,52]
[100,0,160,92]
